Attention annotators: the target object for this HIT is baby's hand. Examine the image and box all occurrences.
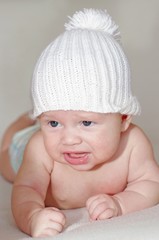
[30,207,66,237]
[86,194,122,220]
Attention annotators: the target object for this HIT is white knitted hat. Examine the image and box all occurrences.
[32,8,140,118]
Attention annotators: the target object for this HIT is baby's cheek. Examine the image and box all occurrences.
[98,139,120,159]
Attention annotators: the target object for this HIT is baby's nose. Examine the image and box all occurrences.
[62,128,82,145]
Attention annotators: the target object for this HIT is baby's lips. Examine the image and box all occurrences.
[67,152,87,158]
[63,152,89,165]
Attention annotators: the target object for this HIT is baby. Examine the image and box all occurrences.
[1,9,159,238]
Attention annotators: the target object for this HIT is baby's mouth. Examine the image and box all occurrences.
[63,152,89,165]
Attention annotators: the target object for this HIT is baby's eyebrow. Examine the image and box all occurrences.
[41,114,55,120]
[78,112,103,119]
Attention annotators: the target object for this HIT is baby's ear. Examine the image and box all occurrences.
[121,115,132,132]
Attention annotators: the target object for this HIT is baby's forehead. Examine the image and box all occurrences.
[41,110,98,118]
[40,110,121,120]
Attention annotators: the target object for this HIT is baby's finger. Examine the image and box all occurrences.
[86,195,100,207]
[49,219,65,232]
[36,228,59,238]
[31,216,65,237]
[88,201,110,220]
[86,196,107,217]
[97,208,115,220]
[48,207,66,225]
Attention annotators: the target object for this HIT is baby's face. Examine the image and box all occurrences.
[39,110,125,171]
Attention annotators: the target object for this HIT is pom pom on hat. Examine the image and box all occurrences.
[65,9,120,42]
[32,8,140,118]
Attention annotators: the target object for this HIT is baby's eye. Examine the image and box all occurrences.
[82,121,93,127]
[49,121,60,127]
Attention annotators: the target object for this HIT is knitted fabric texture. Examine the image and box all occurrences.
[32,8,140,118]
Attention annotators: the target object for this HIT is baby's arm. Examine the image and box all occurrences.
[114,127,159,214]
[11,131,65,237]
[87,126,159,220]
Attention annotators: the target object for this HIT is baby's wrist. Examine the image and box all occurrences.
[112,196,123,216]
[28,208,43,236]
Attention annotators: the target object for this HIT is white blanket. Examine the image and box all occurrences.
[1,174,159,240]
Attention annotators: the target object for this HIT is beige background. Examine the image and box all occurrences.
[0,0,158,158]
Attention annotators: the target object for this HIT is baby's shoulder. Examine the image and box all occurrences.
[123,124,159,183]
[120,123,154,159]
[25,129,49,160]
[123,123,154,162]
[27,128,43,146]
[124,123,151,146]
[24,129,53,171]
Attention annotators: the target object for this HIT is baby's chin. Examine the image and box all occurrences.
[67,161,102,172]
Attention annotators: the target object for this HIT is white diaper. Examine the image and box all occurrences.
[9,124,40,173]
